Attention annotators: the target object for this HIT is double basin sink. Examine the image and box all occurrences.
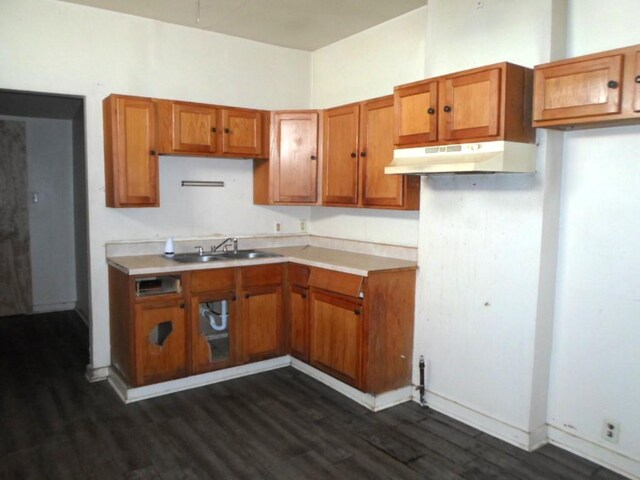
[172,250,282,264]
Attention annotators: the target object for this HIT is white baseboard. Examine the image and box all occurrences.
[548,425,639,480]
[85,365,110,383]
[291,358,413,412]
[32,301,77,313]
[109,356,291,403]
[414,388,537,451]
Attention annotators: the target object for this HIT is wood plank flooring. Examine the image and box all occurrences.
[0,311,629,479]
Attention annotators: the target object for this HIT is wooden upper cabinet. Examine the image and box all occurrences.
[441,67,501,141]
[394,62,534,147]
[394,80,438,145]
[322,104,360,206]
[534,54,623,122]
[533,44,640,129]
[360,96,412,208]
[272,111,319,204]
[222,108,263,156]
[169,102,219,153]
[103,95,159,207]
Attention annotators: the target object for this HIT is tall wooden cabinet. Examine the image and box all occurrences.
[322,98,419,210]
[533,44,640,129]
[394,62,534,147]
[254,111,320,205]
[103,95,159,207]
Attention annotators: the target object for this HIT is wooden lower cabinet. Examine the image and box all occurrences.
[307,266,416,394]
[110,261,415,395]
[309,290,362,386]
[134,299,187,385]
[108,266,188,387]
[287,263,311,361]
[240,264,284,362]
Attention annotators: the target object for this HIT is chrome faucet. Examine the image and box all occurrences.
[211,237,238,253]
[194,246,204,256]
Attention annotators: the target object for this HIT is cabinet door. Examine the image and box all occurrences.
[272,112,319,203]
[360,97,405,208]
[191,291,237,373]
[441,67,501,141]
[322,104,360,205]
[134,299,186,386]
[222,108,262,156]
[634,51,640,113]
[533,54,623,121]
[172,103,218,153]
[104,96,158,207]
[394,80,439,146]
[289,285,309,361]
[309,290,362,387]
[242,285,283,362]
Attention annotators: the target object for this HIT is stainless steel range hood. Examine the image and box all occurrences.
[385,141,537,175]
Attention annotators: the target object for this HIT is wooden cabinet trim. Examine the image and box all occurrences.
[308,268,363,299]
[191,267,236,294]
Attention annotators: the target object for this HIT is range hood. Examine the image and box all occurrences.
[385,141,537,175]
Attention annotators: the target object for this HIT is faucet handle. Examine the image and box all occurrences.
[194,246,204,256]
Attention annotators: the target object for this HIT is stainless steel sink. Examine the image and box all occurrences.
[172,253,223,263]
[172,250,281,263]
[220,250,282,260]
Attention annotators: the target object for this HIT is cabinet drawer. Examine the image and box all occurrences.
[191,268,235,294]
[308,268,364,299]
[289,263,310,287]
[241,264,283,287]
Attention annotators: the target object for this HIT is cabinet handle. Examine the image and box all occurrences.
[360,152,367,157]
[354,308,361,315]
[211,127,217,133]
[310,155,317,160]
[231,294,237,301]
[245,293,251,299]
[224,128,231,134]
[607,80,619,89]
[350,152,357,158]
[150,150,157,156]
[443,105,452,113]
[179,302,185,309]
[427,108,435,115]
[635,75,640,84]
[301,293,307,299]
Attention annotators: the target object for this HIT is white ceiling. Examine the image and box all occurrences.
[58,0,428,51]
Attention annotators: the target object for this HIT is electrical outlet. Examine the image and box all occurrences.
[602,419,620,443]
[300,219,307,233]
[274,222,281,233]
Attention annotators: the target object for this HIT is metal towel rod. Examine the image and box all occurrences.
[181,181,225,187]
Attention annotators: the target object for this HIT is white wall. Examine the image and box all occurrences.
[0,115,78,311]
[0,0,313,372]
[415,0,564,449]
[309,7,427,247]
[547,1,640,475]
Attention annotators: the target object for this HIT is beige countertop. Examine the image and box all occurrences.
[107,246,417,277]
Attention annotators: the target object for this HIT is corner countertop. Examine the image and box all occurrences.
[107,246,417,277]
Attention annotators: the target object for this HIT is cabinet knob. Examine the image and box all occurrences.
[427,107,435,115]
[301,293,307,299]
[360,152,367,157]
[354,308,361,315]
[245,293,251,299]
[607,80,619,89]
[350,152,357,158]
[635,75,640,84]
[224,128,231,134]
[443,105,452,113]
[179,302,185,309]
[231,294,237,301]
[211,127,217,133]
[310,155,317,160]
[150,150,157,156]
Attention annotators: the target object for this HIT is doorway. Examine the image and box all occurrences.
[0,90,90,323]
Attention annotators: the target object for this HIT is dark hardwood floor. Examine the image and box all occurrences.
[0,311,628,479]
